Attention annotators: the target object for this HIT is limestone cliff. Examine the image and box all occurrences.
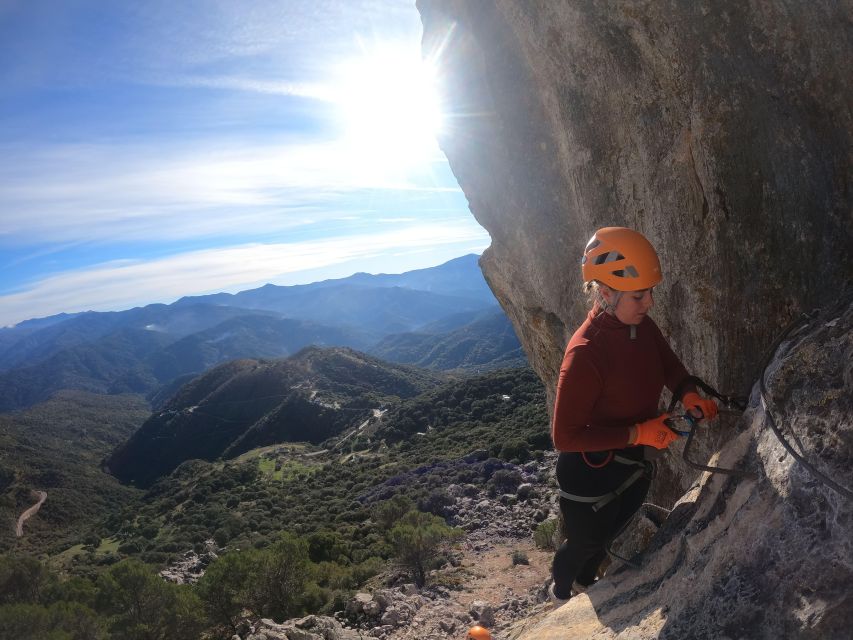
[418,0,851,405]
[417,1,853,637]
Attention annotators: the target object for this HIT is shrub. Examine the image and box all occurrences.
[534,519,562,551]
[499,439,530,463]
[511,550,529,566]
[417,490,454,518]
[307,531,349,564]
[372,494,415,530]
[116,541,139,555]
[389,511,462,587]
[486,469,522,497]
[0,601,102,640]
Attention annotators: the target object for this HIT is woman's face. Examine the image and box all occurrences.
[602,286,654,325]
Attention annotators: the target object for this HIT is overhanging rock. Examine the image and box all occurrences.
[417,0,853,513]
[416,3,852,635]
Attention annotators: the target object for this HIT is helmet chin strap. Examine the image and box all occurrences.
[601,291,637,339]
[601,290,622,314]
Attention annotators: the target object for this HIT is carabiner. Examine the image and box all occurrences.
[664,412,699,436]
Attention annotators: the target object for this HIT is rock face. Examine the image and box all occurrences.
[245,615,363,640]
[416,1,852,637]
[158,547,218,585]
[506,297,853,638]
[417,0,852,411]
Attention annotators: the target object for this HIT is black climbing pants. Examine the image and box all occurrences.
[551,474,651,599]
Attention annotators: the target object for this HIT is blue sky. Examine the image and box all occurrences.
[0,0,489,327]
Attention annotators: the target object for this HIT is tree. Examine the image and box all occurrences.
[96,558,203,640]
[197,550,259,635]
[0,554,55,605]
[389,511,461,587]
[251,533,311,621]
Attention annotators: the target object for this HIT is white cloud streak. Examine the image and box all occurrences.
[0,221,490,327]
[167,75,338,100]
[0,138,459,243]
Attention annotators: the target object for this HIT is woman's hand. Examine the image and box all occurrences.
[682,391,718,421]
[632,414,680,449]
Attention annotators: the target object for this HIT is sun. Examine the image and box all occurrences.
[333,43,444,176]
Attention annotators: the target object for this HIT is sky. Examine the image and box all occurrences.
[0,0,489,327]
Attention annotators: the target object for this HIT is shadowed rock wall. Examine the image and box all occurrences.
[418,0,852,411]
[416,2,853,637]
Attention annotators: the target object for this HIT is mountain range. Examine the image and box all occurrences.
[0,254,547,637]
[0,255,524,412]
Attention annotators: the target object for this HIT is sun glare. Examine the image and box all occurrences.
[333,44,444,177]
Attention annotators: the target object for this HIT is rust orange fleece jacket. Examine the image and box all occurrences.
[552,306,689,452]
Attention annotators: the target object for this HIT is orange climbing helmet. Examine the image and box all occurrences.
[467,625,493,640]
[581,227,662,291]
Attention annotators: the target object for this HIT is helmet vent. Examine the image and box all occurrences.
[585,238,602,252]
[594,251,625,265]
[612,265,639,278]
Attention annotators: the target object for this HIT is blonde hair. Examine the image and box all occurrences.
[583,280,620,313]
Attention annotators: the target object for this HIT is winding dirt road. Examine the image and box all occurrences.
[15,490,47,537]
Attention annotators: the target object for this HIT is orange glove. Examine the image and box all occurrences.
[682,391,718,420]
[633,414,680,449]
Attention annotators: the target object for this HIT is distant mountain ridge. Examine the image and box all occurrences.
[0,255,523,412]
[174,253,495,310]
[0,315,373,412]
[369,310,526,371]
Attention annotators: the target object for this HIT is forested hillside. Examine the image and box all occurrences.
[0,364,550,638]
[369,310,526,371]
[106,347,445,487]
[0,392,148,555]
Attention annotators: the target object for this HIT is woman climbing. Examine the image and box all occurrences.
[549,227,718,604]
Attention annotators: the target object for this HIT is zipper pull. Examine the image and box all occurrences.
[630,325,637,340]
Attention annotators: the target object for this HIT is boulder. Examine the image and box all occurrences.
[245,615,362,640]
[469,600,496,628]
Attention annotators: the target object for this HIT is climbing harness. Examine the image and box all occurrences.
[559,373,751,515]
[558,454,655,512]
[599,375,752,570]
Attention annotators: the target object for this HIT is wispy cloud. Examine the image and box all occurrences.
[0,221,490,327]
[0,138,459,243]
[164,75,338,100]
[0,0,480,327]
